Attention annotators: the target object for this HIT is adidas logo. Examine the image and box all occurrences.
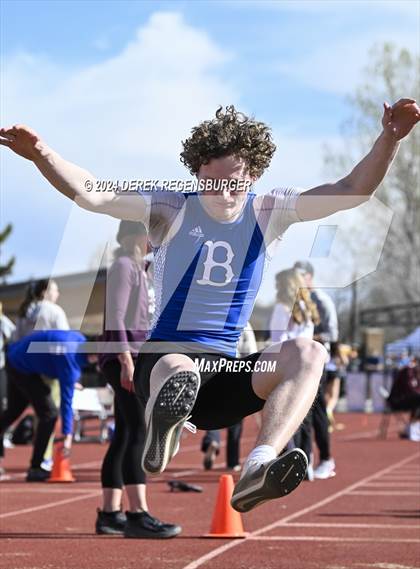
[189,225,204,238]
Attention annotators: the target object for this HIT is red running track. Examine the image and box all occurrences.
[0,413,419,569]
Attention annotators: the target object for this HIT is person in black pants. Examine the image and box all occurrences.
[96,220,180,539]
[311,381,333,470]
[201,422,243,471]
[0,303,16,476]
[1,365,57,476]
[0,330,90,481]
[200,324,257,472]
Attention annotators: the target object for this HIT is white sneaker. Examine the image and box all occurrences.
[40,459,53,472]
[314,459,336,480]
[408,422,420,442]
[3,438,15,449]
[306,464,314,481]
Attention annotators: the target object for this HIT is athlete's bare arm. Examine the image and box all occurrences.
[0,124,149,223]
[296,98,420,221]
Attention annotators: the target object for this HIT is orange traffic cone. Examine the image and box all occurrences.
[48,443,75,483]
[204,474,248,538]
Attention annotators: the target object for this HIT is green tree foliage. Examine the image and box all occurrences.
[0,224,16,281]
[325,43,419,341]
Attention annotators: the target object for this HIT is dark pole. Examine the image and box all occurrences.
[349,275,358,345]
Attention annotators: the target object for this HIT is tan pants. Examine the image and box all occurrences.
[41,377,60,462]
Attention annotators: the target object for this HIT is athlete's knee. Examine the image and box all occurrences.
[150,353,199,387]
[293,338,328,368]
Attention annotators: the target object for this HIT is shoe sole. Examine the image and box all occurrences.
[231,449,308,513]
[142,370,200,475]
[314,470,336,480]
[96,526,125,536]
[124,528,181,539]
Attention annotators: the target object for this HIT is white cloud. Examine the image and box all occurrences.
[236,0,419,17]
[2,11,237,281]
[275,23,420,95]
[276,32,418,96]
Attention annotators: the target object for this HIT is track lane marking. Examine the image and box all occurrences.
[348,491,420,496]
[364,482,420,487]
[285,523,420,529]
[248,536,420,543]
[0,491,101,519]
[181,451,419,569]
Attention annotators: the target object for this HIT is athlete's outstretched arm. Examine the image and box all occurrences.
[0,124,148,222]
[296,98,420,221]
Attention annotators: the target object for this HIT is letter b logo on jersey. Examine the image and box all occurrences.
[197,240,234,287]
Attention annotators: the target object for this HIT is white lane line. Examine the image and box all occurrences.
[364,482,420,487]
[1,488,100,494]
[349,491,420,496]
[180,452,419,569]
[0,491,101,519]
[247,536,420,544]
[377,477,420,481]
[285,523,420,529]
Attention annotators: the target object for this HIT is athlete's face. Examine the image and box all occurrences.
[197,155,255,222]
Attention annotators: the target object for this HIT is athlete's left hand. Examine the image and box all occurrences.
[382,98,420,140]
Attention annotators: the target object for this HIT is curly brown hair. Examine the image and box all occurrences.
[180,105,276,179]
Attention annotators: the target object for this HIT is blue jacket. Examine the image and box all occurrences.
[7,330,88,435]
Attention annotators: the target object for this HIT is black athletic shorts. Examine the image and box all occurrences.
[134,338,266,431]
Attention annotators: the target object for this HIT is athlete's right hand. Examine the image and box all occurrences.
[118,351,136,393]
[0,124,45,161]
[62,434,73,457]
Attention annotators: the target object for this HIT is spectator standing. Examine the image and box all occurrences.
[201,323,258,472]
[0,302,16,477]
[294,261,338,480]
[97,220,180,539]
[14,279,70,470]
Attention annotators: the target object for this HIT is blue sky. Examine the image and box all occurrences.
[0,0,418,303]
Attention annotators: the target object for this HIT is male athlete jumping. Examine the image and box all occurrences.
[1,99,418,512]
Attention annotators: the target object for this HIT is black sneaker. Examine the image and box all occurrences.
[26,467,51,482]
[142,370,200,475]
[231,448,308,513]
[124,511,182,539]
[95,509,127,535]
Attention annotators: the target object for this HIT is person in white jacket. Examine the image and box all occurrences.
[14,279,69,340]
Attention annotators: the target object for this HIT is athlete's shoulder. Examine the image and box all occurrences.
[253,187,306,240]
[255,187,305,207]
[137,188,187,208]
